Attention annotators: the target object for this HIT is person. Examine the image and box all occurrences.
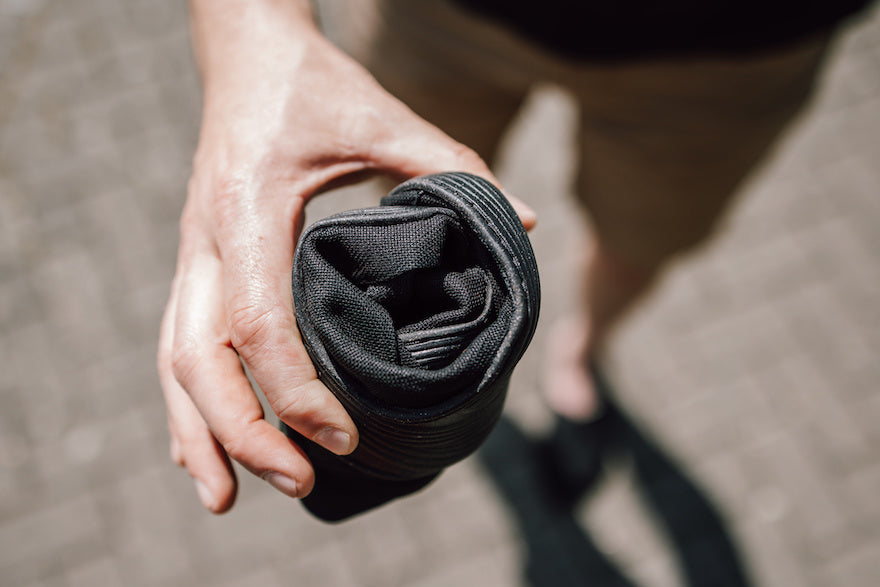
[157,0,873,513]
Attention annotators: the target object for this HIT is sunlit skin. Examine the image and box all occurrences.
[157,0,537,514]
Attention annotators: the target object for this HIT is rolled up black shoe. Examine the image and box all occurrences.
[286,172,540,522]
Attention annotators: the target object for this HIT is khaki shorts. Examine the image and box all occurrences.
[333,0,830,268]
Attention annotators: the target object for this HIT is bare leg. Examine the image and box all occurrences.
[543,35,828,421]
[544,238,659,421]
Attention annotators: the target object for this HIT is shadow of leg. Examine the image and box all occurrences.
[479,367,756,587]
[478,417,635,587]
[592,369,755,587]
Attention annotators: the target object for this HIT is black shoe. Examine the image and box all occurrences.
[538,365,623,507]
[289,172,541,521]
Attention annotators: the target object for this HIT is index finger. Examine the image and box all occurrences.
[215,184,360,457]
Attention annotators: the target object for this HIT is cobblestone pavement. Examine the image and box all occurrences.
[1,1,878,586]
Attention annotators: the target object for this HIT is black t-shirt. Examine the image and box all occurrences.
[453,0,875,61]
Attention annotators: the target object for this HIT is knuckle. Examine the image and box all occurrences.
[212,174,247,201]
[174,436,200,465]
[177,202,211,260]
[219,433,249,465]
[450,143,486,171]
[273,392,313,426]
[186,172,249,238]
[272,383,334,430]
[170,338,202,388]
[202,411,258,466]
[176,419,212,446]
[171,421,216,467]
[227,304,274,354]
[178,202,201,239]
[228,303,293,358]
[157,337,173,371]
[211,175,250,230]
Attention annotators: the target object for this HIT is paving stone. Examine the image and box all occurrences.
[395,461,516,577]
[737,517,814,587]
[738,432,860,563]
[582,463,680,586]
[65,555,125,587]
[408,544,521,587]
[820,539,880,587]
[841,461,880,540]
[0,494,103,584]
[274,539,360,587]
[1,1,878,586]
[218,567,286,587]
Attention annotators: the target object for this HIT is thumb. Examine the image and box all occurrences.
[373,119,537,231]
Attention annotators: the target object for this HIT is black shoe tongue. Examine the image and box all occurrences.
[300,205,502,408]
[380,265,497,370]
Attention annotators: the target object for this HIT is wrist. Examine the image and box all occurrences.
[188,0,315,27]
[188,0,321,88]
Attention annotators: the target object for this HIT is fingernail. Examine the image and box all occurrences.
[315,427,353,455]
[262,471,299,498]
[194,479,217,511]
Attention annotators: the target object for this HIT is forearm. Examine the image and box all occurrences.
[187,0,320,91]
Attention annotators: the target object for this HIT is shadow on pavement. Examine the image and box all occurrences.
[477,369,754,587]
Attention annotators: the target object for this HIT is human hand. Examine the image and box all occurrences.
[157,0,536,513]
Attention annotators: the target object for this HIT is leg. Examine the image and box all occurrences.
[547,36,831,419]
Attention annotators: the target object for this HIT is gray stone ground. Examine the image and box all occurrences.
[1,1,878,585]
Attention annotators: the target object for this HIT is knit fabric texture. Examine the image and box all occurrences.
[287,172,540,521]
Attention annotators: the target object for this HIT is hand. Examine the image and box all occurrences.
[157,0,536,513]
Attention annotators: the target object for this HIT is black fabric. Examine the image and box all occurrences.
[452,0,875,61]
[288,172,540,521]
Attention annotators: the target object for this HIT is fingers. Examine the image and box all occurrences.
[214,186,359,456]
[160,177,362,509]
[169,246,320,499]
[158,277,237,513]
